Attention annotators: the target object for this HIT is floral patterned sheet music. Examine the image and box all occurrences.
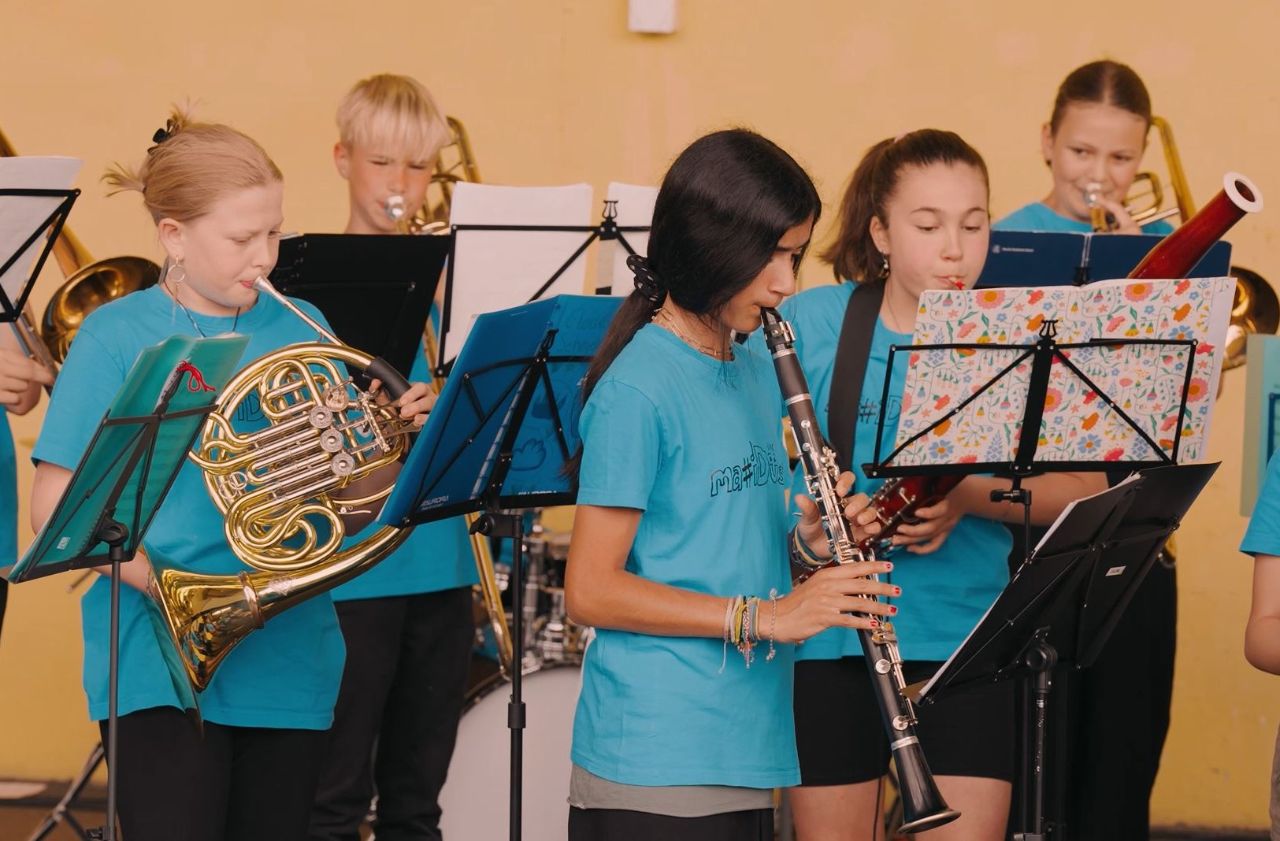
[890,277,1234,468]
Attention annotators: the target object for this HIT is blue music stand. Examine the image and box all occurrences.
[7,333,248,841]
[381,293,619,841]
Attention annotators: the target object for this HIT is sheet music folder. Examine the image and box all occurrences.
[380,294,621,526]
[976,230,1231,288]
[915,462,1217,704]
[6,333,248,583]
[269,233,450,377]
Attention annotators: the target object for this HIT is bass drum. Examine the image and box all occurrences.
[439,663,581,840]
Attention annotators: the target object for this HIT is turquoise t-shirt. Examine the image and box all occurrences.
[330,333,477,601]
[775,283,1012,662]
[1242,450,1280,555]
[571,324,799,789]
[995,201,1175,235]
[1,410,16,566]
[33,286,346,729]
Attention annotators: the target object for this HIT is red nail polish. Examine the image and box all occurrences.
[869,620,880,628]
[889,605,899,615]
[893,586,902,596]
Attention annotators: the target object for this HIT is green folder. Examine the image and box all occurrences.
[8,333,247,581]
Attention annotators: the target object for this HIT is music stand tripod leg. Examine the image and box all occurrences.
[25,742,105,841]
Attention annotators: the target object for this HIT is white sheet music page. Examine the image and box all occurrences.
[0,156,82,307]
[442,182,593,367]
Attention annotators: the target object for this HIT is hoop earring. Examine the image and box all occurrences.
[167,261,186,285]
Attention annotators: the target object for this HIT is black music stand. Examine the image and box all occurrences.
[0,186,78,319]
[437,200,648,372]
[380,294,620,841]
[913,462,1216,840]
[0,187,78,363]
[269,233,450,378]
[7,334,247,841]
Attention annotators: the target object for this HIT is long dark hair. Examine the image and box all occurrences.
[821,129,988,284]
[1049,60,1152,136]
[581,129,820,407]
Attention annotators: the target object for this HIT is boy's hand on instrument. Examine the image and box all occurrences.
[0,346,53,406]
[774,562,899,642]
[1094,196,1142,235]
[892,496,962,554]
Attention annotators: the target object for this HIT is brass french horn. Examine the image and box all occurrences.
[0,126,160,363]
[148,278,415,691]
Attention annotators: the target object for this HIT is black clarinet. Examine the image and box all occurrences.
[761,307,959,834]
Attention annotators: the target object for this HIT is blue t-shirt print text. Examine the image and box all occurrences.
[857,393,903,429]
[710,440,788,497]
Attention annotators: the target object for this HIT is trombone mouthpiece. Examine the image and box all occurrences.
[385,195,406,221]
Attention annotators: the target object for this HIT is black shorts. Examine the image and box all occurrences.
[793,656,1015,786]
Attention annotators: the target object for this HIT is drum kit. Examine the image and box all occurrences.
[439,522,585,841]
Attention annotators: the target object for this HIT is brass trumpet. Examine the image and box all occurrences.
[148,278,415,691]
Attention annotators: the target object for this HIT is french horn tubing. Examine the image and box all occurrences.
[147,278,416,692]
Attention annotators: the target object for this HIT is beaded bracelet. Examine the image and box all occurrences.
[790,526,827,569]
[766,588,779,662]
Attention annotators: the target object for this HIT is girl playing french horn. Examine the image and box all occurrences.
[28,110,436,841]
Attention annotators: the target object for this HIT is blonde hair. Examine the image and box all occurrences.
[103,108,283,223]
[336,73,450,162]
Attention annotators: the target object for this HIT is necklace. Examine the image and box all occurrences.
[881,291,914,336]
[653,308,731,361]
[166,280,240,337]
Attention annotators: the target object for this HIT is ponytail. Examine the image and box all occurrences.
[821,129,989,284]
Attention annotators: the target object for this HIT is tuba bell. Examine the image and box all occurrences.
[147,279,416,692]
[0,126,161,363]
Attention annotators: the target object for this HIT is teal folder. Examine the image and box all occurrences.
[7,333,248,582]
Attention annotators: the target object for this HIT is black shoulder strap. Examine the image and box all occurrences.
[828,280,885,473]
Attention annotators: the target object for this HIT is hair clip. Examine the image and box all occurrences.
[149,118,178,151]
[628,255,665,305]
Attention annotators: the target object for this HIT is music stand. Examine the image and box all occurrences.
[6,334,248,841]
[268,233,450,378]
[380,293,620,841]
[438,200,649,373]
[863,286,1216,839]
[0,185,78,346]
[865,317,1197,559]
[913,462,1216,840]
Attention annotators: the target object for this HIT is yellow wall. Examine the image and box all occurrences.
[2,0,1277,829]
